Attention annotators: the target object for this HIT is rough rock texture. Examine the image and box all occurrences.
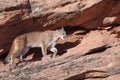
[0,0,120,55]
[0,28,120,80]
[0,0,120,80]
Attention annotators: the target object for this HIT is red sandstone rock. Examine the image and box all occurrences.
[0,0,120,55]
[0,0,120,80]
[0,29,120,80]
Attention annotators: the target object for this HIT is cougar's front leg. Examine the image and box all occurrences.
[50,47,58,58]
[50,43,58,58]
[41,44,50,60]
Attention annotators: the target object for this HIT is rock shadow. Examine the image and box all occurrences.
[65,26,89,35]
[0,54,8,64]
[24,47,43,62]
[56,40,80,56]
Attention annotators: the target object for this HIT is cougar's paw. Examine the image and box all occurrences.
[20,59,28,63]
[9,63,17,69]
[43,56,51,62]
[52,54,57,58]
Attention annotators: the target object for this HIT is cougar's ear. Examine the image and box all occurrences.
[61,27,64,30]
[59,27,64,31]
[57,27,64,32]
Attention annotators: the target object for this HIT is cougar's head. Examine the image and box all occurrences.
[57,28,66,40]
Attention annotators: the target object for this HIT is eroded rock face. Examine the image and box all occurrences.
[0,29,120,80]
[0,0,120,55]
[0,0,120,80]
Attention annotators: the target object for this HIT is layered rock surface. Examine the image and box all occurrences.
[0,0,120,54]
[0,27,120,80]
[0,0,120,80]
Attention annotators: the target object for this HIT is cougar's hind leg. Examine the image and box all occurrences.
[19,47,30,62]
[10,54,17,67]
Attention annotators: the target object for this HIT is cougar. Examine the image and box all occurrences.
[5,28,66,66]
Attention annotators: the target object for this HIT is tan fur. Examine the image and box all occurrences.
[5,28,66,66]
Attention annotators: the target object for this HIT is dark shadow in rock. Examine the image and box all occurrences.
[65,70,109,80]
[56,40,80,56]
[24,47,43,62]
[75,30,90,35]
[85,46,111,55]
[0,53,9,65]
[65,26,89,35]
